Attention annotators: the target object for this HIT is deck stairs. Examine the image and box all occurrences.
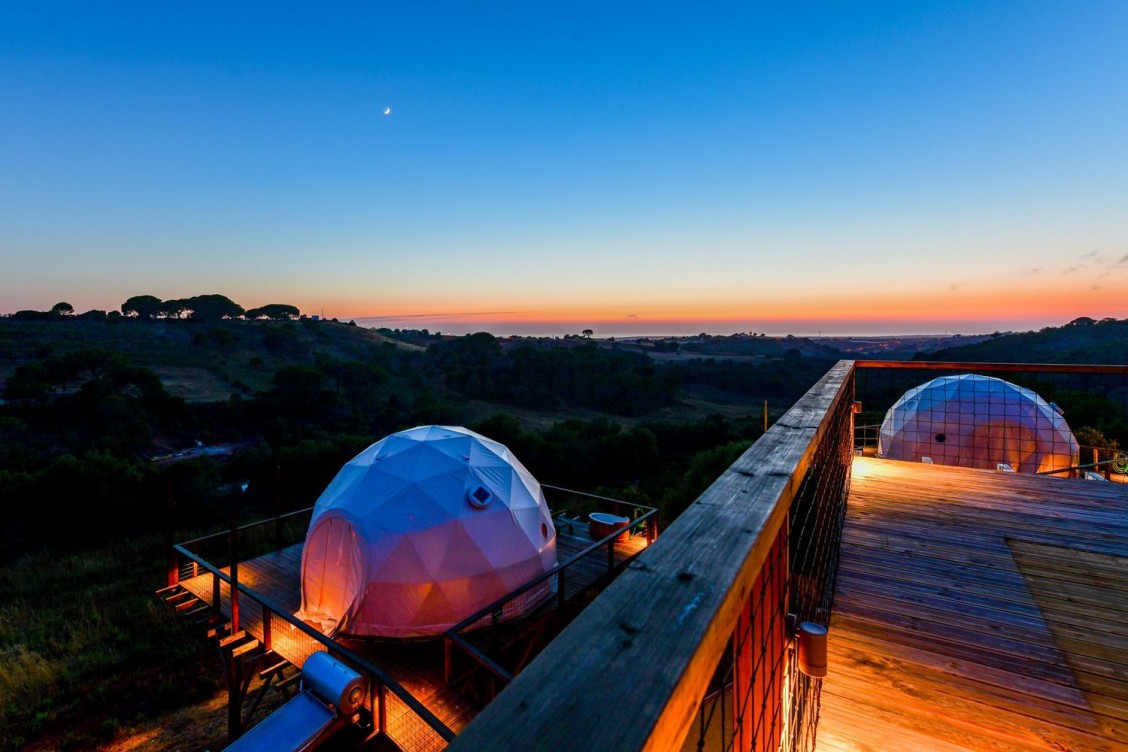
[155,582,300,739]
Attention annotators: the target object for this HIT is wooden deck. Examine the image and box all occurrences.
[177,522,648,737]
[817,456,1128,752]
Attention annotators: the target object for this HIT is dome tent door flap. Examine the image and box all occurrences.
[299,515,365,635]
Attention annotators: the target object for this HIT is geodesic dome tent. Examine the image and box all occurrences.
[299,425,557,639]
[878,374,1078,474]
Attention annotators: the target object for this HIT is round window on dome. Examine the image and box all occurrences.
[935,433,947,443]
[468,484,493,509]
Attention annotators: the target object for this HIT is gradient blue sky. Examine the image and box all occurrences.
[2,1,1127,335]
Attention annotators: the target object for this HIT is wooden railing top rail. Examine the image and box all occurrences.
[448,360,856,752]
[855,360,1128,375]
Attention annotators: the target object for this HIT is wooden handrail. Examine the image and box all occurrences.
[448,361,856,752]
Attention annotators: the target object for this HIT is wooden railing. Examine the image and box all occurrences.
[448,361,857,752]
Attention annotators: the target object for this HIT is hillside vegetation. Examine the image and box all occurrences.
[0,315,830,750]
[919,317,1128,364]
[5,313,1128,748]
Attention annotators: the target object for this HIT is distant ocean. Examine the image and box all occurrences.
[347,317,963,339]
[349,317,689,339]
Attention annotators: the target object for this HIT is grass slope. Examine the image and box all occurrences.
[0,318,410,400]
[0,536,220,751]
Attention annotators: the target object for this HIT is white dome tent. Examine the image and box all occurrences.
[878,374,1078,474]
[299,425,557,639]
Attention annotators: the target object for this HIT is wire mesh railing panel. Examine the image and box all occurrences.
[385,686,450,752]
[782,369,854,752]
[855,363,1128,477]
[686,366,854,752]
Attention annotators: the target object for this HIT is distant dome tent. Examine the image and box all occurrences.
[878,374,1078,474]
[299,426,557,639]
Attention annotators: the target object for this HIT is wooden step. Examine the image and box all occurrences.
[174,597,201,612]
[206,623,231,640]
[259,658,291,680]
[164,590,196,605]
[276,672,302,690]
[182,604,211,619]
[217,630,248,648]
[196,613,225,628]
[231,640,263,661]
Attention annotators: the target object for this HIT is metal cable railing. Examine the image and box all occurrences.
[443,487,658,700]
[169,532,456,751]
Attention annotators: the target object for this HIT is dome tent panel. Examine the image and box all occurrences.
[378,441,467,484]
[434,522,501,576]
[367,480,459,534]
[878,374,1078,474]
[299,425,557,639]
[313,464,371,510]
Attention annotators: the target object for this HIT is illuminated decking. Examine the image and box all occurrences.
[817,456,1128,752]
[175,523,650,738]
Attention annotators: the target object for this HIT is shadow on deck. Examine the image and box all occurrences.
[818,456,1128,752]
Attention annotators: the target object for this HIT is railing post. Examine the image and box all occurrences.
[606,538,615,572]
[165,480,177,587]
[378,681,387,735]
[444,636,453,685]
[557,569,567,607]
[262,607,272,652]
[230,507,240,633]
[274,462,283,549]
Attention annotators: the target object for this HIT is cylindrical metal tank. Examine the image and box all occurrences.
[302,651,367,714]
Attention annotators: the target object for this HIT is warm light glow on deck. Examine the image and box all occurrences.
[848,456,877,479]
[818,456,1128,751]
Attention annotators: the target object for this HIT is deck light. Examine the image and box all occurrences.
[797,621,828,678]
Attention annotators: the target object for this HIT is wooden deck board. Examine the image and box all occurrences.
[817,456,1128,752]
[177,522,647,738]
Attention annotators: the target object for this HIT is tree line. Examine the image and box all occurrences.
[0,327,812,557]
[7,295,300,322]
